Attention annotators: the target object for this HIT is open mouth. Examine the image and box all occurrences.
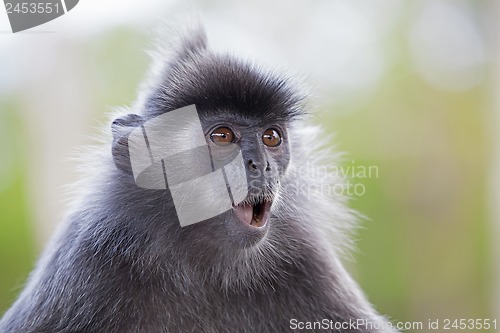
[233,199,272,228]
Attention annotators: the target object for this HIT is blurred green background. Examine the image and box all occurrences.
[0,0,498,327]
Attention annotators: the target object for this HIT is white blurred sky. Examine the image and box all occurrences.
[0,0,487,102]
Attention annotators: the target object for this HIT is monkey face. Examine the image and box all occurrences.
[197,111,291,246]
[170,109,290,246]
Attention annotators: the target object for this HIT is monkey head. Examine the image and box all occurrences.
[109,31,307,288]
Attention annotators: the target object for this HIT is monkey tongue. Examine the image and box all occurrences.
[234,201,270,228]
[234,204,254,226]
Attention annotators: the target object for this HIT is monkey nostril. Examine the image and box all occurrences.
[248,159,258,172]
[265,162,271,172]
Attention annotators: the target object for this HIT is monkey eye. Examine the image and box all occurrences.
[210,126,235,146]
[262,128,282,147]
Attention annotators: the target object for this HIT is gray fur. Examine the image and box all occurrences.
[0,27,396,333]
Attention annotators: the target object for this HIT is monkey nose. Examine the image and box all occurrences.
[247,159,259,172]
[247,159,272,173]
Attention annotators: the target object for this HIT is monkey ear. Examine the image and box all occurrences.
[111,114,144,174]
